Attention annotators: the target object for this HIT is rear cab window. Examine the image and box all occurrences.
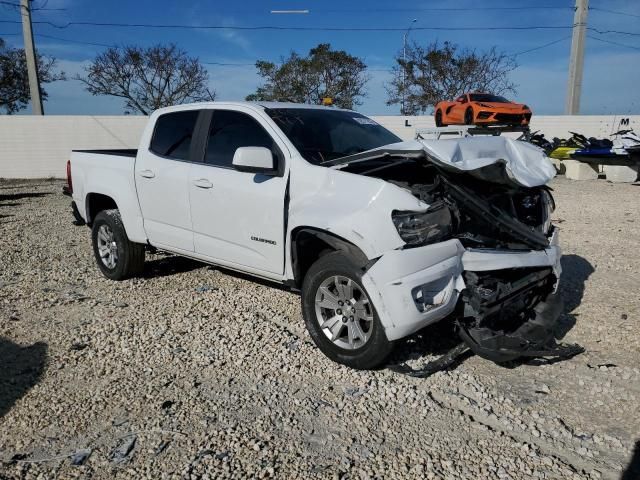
[150,110,200,160]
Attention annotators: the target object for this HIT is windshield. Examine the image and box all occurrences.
[470,94,510,103]
[265,108,402,165]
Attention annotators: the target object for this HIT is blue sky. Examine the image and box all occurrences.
[1,0,639,115]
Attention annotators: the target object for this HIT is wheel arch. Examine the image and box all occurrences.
[289,227,370,288]
[85,192,119,225]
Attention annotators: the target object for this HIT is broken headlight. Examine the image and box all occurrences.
[392,202,452,247]
[540,189,555,234]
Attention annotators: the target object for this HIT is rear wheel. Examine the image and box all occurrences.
[91,209,145,280]
[301,252,393,369]
[464,107,474,125]
[435,110,445,127]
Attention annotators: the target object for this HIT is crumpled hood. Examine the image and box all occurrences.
[417,136,556,187]
[331,136,556,188]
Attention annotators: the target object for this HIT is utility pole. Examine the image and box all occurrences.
[20,0,43,115]
[401,19,417,116]
[565,0,588,115]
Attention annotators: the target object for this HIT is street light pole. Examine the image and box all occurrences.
[401,19,417,116]
[20,0,43,115]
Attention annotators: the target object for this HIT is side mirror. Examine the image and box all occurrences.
[232,147,276,175]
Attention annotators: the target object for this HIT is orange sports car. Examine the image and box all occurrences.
[434,93,532,127]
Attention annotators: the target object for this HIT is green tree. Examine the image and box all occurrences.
[247,43,369,109]
[0,38,65,114]
[387,41,517,115]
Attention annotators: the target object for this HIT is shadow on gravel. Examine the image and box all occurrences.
[388,320,474,370]
[387,254,595,375]
[0,192,51,204]
[144,254,293,292]
[143,255,205,279]
[556,254,594,340]
[0,338,47,418]
[622,440,640,480]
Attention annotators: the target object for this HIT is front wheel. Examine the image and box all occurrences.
[301,252,393,369]
[91,209,145,280]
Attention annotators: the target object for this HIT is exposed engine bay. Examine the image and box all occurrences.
[338,151,584,376]
[340,156,554,250]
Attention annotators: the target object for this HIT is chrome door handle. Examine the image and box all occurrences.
[139,169,155,179]
[193,178,213,189]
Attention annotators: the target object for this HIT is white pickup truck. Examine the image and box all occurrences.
[66,101,578,370]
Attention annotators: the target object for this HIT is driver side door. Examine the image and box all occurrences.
[188,108,289,276]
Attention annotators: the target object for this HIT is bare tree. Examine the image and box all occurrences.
[247,43,368,109]
[76,44,215,115]
[0,37,65,114]
[387,41,517,115]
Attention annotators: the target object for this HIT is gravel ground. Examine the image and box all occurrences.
[0,177,639,480]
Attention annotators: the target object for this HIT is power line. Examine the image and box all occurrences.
[587,35,640,51]
[296,6,574,13]
[589,7,640,19]
[0,30,114,46]
[3,4,573,14]
[34,32,113,47]
[0,19,580,32]
[1,33,397,71]
[512,36,572,56]
[587,27,640,37]
[0,18,636,36]
[0,0,65,11]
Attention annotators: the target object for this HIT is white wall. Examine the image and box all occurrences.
[1,114,639,178]
[371,115,640,141]
[0,116,147,179]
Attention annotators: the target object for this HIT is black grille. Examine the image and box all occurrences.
[494,113,526,123]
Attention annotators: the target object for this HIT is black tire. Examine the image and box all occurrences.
[435,110,444,127]
[301,252,393,369]
[464,107,474,125]
[91,209,145,281]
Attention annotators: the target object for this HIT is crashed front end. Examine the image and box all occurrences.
[345,137,583,364]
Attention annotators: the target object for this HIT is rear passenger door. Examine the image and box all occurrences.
[135,109,201,252]
[189,108,289,275]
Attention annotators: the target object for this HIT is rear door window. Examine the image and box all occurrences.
[150,110,200,160]
[205,110,275,168]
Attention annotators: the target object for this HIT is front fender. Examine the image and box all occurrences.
[285,160,426,279]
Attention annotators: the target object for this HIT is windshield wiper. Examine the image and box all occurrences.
[354,158,414,175]
[324,147,426,168]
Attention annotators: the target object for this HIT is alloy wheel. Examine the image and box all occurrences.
[314,275,374,350]
[96,224,118,269]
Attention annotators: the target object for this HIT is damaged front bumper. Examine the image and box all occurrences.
[365,228,582,366]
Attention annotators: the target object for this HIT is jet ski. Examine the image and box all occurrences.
[612,129,640,158]
[549,132,587,160]
[572,130,640,165]
[518,130,554,154]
